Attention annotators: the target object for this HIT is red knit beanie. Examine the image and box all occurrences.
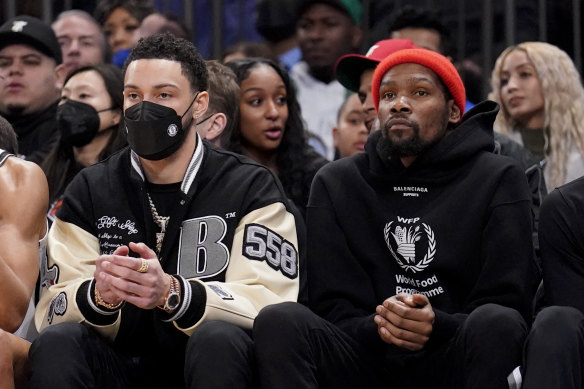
[371,48,466,120]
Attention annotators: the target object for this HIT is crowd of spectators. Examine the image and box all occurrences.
[2,0,584,388]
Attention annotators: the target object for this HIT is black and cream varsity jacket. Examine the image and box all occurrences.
[35,138,303,353]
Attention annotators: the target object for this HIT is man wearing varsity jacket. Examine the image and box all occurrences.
[29,33,303,389]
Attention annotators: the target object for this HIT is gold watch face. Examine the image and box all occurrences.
[167,293,180,309]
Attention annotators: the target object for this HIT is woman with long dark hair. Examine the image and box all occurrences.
[43,63,126,219]
[94,0,155,54]
[225,58,327,216]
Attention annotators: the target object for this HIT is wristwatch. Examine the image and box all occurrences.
[158,275,181,313]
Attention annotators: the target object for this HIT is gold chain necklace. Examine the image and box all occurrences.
[147,193,170,255]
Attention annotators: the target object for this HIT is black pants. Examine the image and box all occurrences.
[28,320,255,389]
[253,302,528,389]
[522,306,584,389]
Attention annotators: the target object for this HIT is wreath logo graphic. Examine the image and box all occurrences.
[384,221,436,273]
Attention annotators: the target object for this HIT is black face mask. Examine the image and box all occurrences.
[124,95,197,161]
[57,100,111,147]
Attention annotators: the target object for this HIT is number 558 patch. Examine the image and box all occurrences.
[242,224,298,279]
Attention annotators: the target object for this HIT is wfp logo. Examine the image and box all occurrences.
[384,217,436,273]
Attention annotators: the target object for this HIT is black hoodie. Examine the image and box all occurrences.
[3,101,59,164]
[306,101,538,354]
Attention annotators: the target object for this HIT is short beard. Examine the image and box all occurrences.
[380,119,437,160]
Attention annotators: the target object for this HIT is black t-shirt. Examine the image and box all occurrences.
[146,181,182,222]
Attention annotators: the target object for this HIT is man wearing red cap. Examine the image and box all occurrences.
[335,38,416,132]
[252,49,537,388]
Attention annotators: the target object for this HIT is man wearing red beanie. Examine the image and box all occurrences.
[252,49,538,388]
[335,38,416,132]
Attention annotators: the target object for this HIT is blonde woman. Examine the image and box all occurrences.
[489,41,584,188]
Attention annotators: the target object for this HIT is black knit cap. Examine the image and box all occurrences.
[0,15,62,64]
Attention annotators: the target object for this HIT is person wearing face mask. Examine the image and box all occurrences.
[28,33,303,389]
[42,63,126,221]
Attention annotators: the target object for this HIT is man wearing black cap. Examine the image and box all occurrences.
[0,15,66,164]
[292,0,362,160]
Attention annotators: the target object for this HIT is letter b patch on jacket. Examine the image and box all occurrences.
[179,216,230,279]
[243,223,298,279]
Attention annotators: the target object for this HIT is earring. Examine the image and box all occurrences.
[195,114,199,119]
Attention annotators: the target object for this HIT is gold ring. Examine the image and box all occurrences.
[136,258,149,273]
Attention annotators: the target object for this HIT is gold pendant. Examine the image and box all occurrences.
[156,232,164,254]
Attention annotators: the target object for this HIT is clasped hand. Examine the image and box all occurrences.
[374,293,435,351]
[94,242,170,309]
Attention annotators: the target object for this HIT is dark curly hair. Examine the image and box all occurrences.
[94,0,156,25]
[225,57,327,213]
[0,115,18,154]
[123,33,208,93]
[387,6,450,54]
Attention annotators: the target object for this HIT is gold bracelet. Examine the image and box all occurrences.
[95,287,123,310]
